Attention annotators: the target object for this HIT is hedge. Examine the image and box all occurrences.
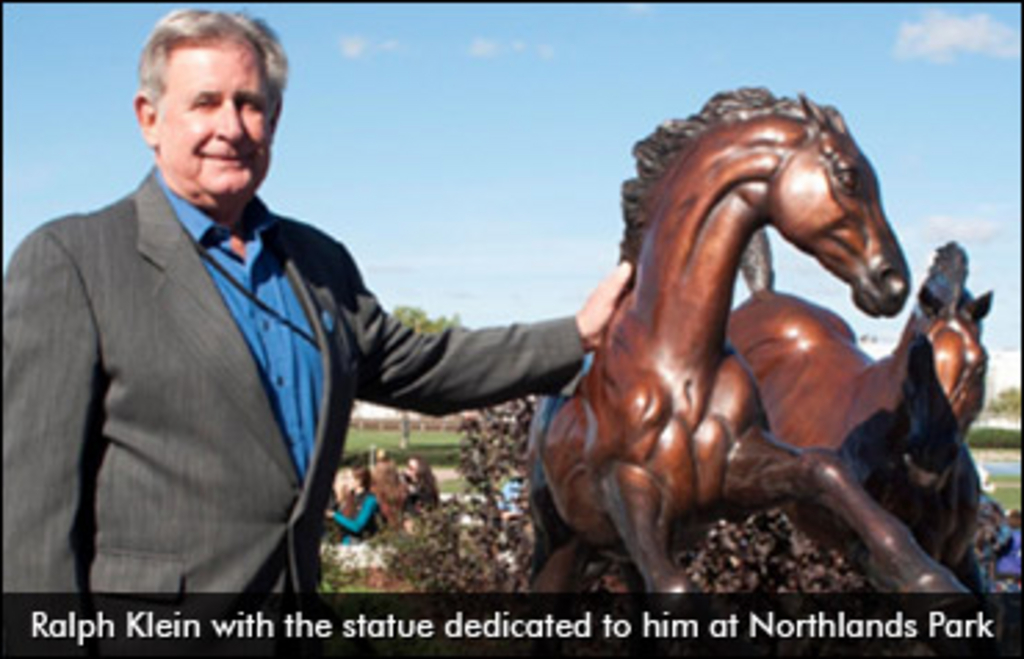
[967,427,1022,450]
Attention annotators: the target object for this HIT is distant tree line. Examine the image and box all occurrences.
[392,306,461,335]
[987,387,1021,419]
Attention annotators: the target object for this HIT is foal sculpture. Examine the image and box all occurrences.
[529,88,967,594]
[729,238,993,592]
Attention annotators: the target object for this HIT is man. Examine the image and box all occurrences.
[3,9,631,597]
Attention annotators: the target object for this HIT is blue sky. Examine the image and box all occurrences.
[4,4,1021,350]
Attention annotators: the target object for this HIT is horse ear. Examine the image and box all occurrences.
[828,110,849,135]
[798,94,823,126]
[967,291,993,322]
[799,93,830,131]
[918,285,944,319]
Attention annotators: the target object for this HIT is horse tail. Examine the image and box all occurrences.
[740,228,775,294]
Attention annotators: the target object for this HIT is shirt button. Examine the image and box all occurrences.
[276,376,285,388]
[262,320,271,332]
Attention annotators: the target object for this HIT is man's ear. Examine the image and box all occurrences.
[134,93,160,148]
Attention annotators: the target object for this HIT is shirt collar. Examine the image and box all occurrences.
[154,169,276,249]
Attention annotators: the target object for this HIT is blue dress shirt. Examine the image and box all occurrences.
[157,173,324,480]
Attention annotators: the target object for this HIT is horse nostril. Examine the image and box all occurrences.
[879,267,908,302]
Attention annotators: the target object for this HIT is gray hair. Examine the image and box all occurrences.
[138,9,288,114]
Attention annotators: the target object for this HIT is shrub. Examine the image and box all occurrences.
[968,427,1022,450]
[987,388,1021,419]
[382,400,535,592]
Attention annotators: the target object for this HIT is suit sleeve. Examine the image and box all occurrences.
[345,259,586,415]
[3,228,102,592]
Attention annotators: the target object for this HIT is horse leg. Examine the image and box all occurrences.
[529,455,590,593]
[531,536,589,593]
[723,428,967,593]
[602,462,696,593]
[952,549,988,596]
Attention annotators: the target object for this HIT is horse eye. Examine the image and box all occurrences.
[835,166,859,193]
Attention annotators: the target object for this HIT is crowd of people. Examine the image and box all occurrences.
[326,454,442,544]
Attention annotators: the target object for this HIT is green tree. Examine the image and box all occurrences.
[392,306,461,335]
[391,306,461,448]
[987,387,1021,419]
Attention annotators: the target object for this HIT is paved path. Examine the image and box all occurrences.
[434,467,459,483]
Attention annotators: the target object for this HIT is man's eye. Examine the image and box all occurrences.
[240,98,266,113]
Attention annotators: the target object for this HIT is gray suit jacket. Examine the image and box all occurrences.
[3,172,584,595]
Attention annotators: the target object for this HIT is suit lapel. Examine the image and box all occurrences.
[269,226,352,517]
[133,174,298,484]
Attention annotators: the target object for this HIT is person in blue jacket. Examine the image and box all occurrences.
[331,466,380,545]
[995,509,1021,588]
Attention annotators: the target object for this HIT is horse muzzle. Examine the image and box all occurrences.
[853,263,909,317]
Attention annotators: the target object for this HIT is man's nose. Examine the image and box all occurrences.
[215,104,246,141]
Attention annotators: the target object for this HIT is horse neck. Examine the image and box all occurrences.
[632,132,784,365]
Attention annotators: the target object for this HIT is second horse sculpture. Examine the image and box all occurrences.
[530,88,966,594]
[729,237,993,592]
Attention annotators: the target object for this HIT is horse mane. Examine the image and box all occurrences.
[922,242,968,314]
[620,88,835,265]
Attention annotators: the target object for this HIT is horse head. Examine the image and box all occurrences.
[913,244,991,429]
[913,242,992,431]
[901,335,962,490]
[766,95,909,317]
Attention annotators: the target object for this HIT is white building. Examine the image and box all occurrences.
[987,349,1022,403]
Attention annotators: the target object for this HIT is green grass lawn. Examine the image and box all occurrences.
[991,475,1021,511]
[343,429,462,468]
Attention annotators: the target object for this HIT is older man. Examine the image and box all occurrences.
[3,9,630,599]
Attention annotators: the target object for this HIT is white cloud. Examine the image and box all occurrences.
[469,38,501,59]
[921,215,1001,244]
[895,10,1021,63]
[468,38,555,60]
[340,36,401,60]
[340,36,369,60]
[625,4,654,15]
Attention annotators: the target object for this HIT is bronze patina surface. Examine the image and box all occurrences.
[529,88,966,594]
[730,239,993,592]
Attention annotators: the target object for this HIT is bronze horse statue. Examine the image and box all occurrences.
[729,238,993,592]
[529,88,967,594]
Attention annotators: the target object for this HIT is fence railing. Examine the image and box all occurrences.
[348,415,463,432]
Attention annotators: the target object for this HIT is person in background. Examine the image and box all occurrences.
[994,509,1021,590]
[328,466,381,545]
[403,455,441,519]
[370,452,408,529]
[498,476,526,521]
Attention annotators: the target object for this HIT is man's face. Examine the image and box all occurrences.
[136,41,277,226]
